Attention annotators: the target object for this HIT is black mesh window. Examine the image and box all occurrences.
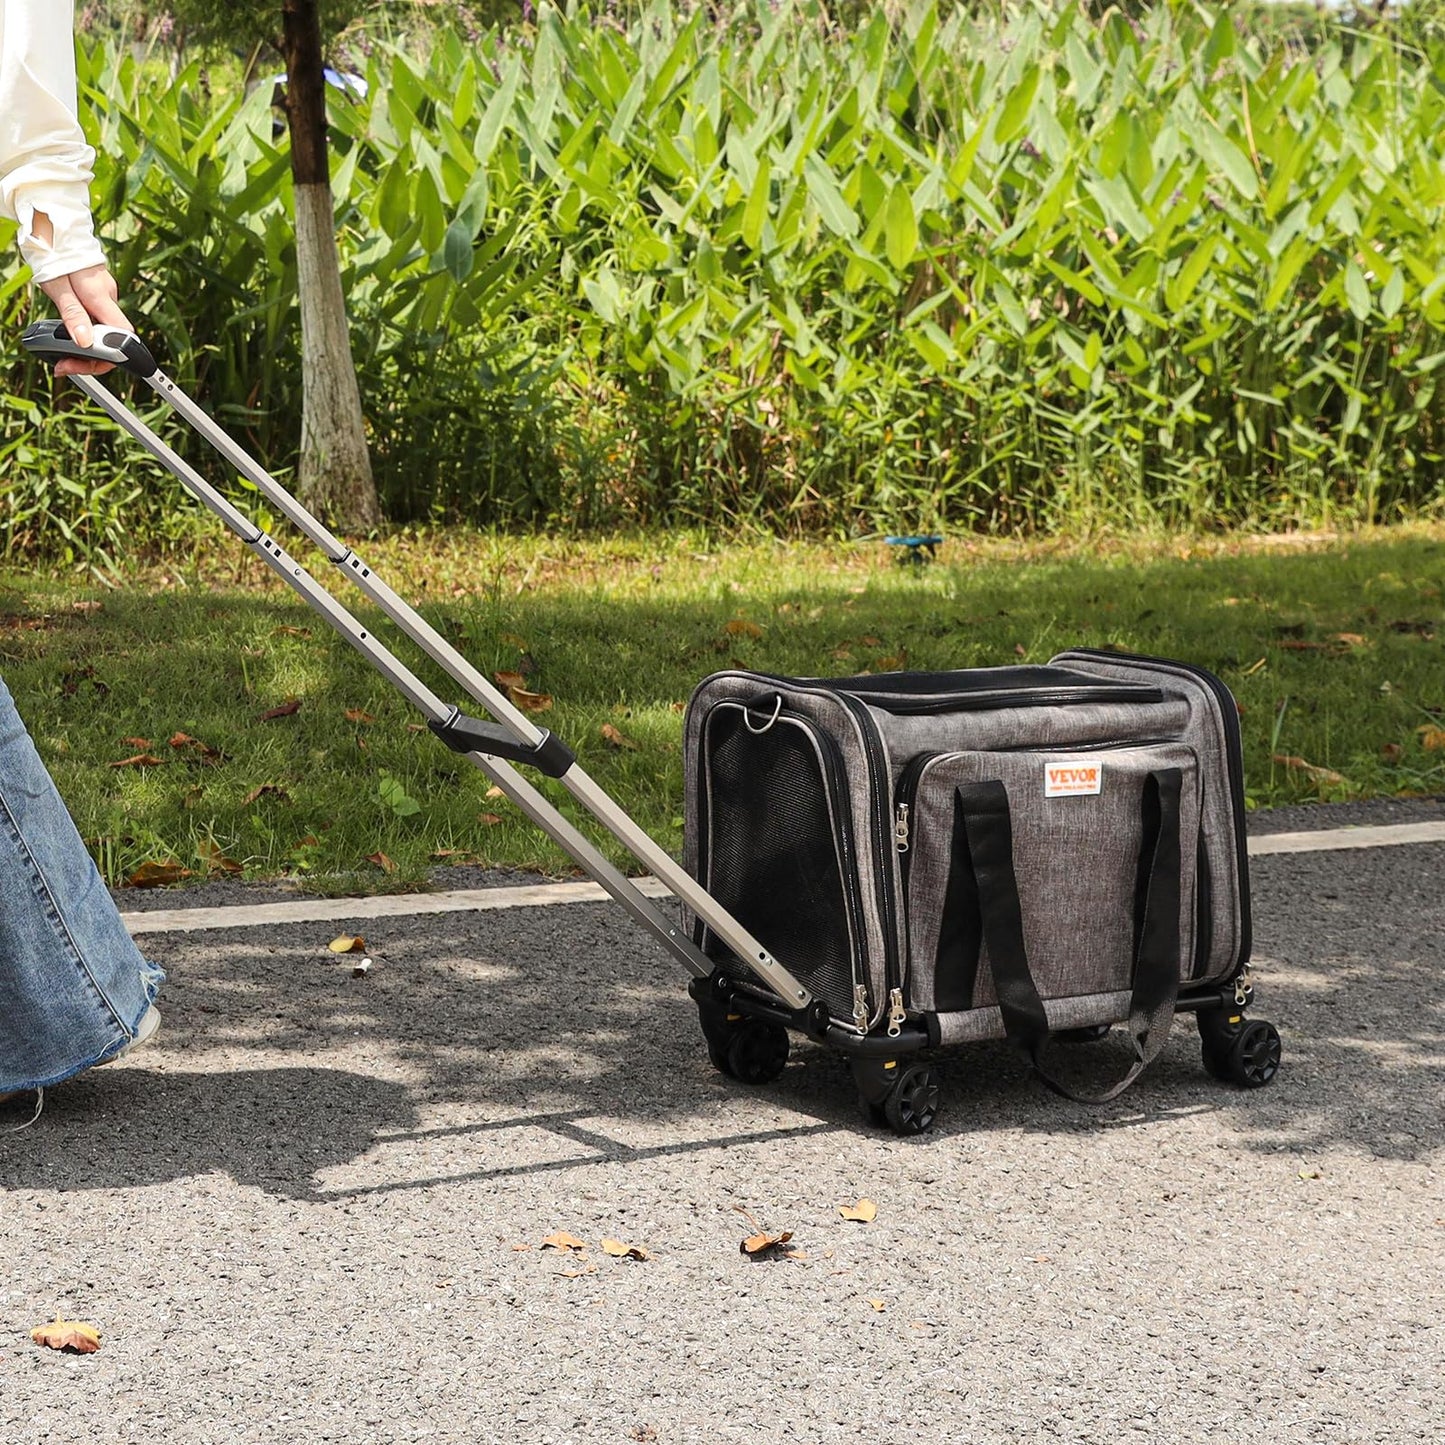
[701,705,858,1018]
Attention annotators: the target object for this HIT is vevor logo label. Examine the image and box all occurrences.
[1044,759,1104,797]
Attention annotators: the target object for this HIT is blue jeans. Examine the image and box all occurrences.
[0,673,163,1093]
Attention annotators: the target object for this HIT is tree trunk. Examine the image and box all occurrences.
[282,0,381,532]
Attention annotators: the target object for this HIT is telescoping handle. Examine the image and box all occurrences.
[21,319,158,377]
[20,324,819,1018]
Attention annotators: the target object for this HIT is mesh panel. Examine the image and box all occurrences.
[701,707,859,1018]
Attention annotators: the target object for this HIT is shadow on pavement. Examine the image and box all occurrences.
[7,845,1438,1202]
[0,1065,417,1202]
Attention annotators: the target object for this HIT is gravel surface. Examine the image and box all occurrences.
[1,819,1441,1443]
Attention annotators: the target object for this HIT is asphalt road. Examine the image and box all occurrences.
[1,803,1441,1445]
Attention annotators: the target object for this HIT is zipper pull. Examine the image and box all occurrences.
[894,803,910,853]
[887,987,906,1039]
[852,984,870,1034]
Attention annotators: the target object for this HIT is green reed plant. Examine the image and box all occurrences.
[3,0,1445,567]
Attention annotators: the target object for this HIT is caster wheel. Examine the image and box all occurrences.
[1055,1023,1111,1044]
[859,1097,888,1128]
[697,1001,740,1078]
[882,1064,940,1136]
[706,1038,735,1078]
[1224,1019,1281,1088]
[724,1020,790,1085]
[1200,1034,1233,1082]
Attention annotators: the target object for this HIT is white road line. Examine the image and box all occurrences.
[120,819,1445,936]
[122,876,675,935]
[1246,821,1445,856]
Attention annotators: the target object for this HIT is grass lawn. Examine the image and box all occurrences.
[2,525,1443,892]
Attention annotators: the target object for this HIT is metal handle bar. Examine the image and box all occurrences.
[24,329,814,1011]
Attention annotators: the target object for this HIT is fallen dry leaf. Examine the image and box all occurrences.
[345,709,375,724]
[601,1239,651,1261]
[477,812,504,827]
[506,687,553,714]
[1381,742,1404,764]
[364,851,397,873]
[494,670,529,691]
[125,860,192,889]
[867,1298,888,1313]
[1331,632,1368,648]
[1417,725,1445,752]
[168,732,221,761]
[122,736,152,749]
[838,1199,878,1223]
[271,625,311,639]
[1298,1166,1323,1180]
[1272,754,1346,785]
[30,1319,100,1354]
[512,1244,533,1253]
[242,783,291,806]
[725,618,763,639]
[197,839,243,876]
[741,1230,794,1257]
[540,1231,588,1254]
[70,600,103,614]
[484,786,504,800]
[257,699,302,721]
[109,753,164,769]
[328,935,367,954]
[601,723,638,751]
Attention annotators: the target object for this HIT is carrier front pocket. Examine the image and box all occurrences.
[901,743,1200,1015]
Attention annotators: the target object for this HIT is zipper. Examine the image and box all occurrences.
[835,691,904,1027]
[894,750,941,892]
[836,683,1166,716]
[1058,648,1253,969]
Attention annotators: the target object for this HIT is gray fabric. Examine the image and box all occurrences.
[1050,652,1243,984]
[904,745,1199,1013]
[869,697,1193,776]
[684,658,1241,1033]
[934,990,1136,1046]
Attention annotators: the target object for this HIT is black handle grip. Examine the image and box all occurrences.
[20,320,157,378]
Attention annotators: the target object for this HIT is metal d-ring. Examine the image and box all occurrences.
[743,694,783,734]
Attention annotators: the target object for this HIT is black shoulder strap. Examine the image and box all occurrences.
[955,769,1184,1104]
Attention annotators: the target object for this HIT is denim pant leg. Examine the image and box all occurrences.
[0,674,164,1093]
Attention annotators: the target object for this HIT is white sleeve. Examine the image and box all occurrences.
[0,0,107,283]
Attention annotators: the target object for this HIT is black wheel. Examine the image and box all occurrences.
[882,1064,940,1135]
[1200,1033,1233,1082]
[706,1038,736,1078]
[1055,1023,1111,1044]
[724,1020,790,1085]
[1224,1020,1281,1088]
[859,1096,888,1128]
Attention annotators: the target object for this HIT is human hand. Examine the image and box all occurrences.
[32,213,132,376]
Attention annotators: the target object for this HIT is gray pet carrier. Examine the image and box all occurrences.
[683,654,1277,1129]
